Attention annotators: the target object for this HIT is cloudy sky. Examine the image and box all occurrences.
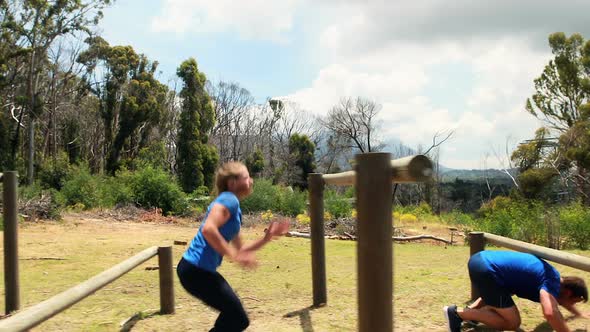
[98,0,590,169]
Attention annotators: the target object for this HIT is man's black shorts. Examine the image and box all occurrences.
[468,252,515,308]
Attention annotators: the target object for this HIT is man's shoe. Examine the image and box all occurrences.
[443,304,463,332]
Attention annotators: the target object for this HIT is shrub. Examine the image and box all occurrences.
[275,186,307,217]
[241,179,279,213]
[393,203,436,222]
[440,210,475,226]
[296,213,310,225]
[128,166,188,215]
[399,213,418,224]
[324,188,352,219]
[261,210,274,221]
[98,175,134,207]
[559,202,590,250]
[37,152,72,190]
[477,198,546,244]
[60,164,101,209]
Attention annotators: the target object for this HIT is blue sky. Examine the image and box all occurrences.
[98,0,590,169]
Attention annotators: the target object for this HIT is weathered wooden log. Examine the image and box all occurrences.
[392,234,451,244]
[287,231,312,239]
[322,155,433,186]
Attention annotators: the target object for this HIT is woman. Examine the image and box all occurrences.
[177,161,289,331]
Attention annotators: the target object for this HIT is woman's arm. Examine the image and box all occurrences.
[201,204,256,268]
[201,203,239,259]
[240,220,289,252]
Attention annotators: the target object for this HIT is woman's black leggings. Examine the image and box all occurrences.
[177,257,249,332]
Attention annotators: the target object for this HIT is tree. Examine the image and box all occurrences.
[245,148,264,177]
[106,56,168,173]
[523,32,590,203]
[176,58,218,193]
[2,0,112,183]
[526,33,589,132]
[288,133,316,190]
[207,80,255,163]
[321,96,383,153]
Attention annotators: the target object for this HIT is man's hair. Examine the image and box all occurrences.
[561,276,588,302]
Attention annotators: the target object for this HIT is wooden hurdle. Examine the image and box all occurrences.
[308,153,433,332]
[0,171,175,331]
[0,246,174,332]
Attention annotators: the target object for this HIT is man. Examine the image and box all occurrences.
[443,250,588,332]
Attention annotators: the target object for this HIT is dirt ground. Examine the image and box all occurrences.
[0,211,588,331]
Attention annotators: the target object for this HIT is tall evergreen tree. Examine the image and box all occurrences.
[176,58,218,193]
[289,133,315,190]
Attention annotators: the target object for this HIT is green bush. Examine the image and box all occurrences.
[477,197,546,245]
[60,164,101,209]
[440,210,475,226]
[128,166,188,215]
[275,187,307,217]
[241,179,279,213]
[559,202,590,250]
[324,188,352,219]
[240,180,307,216]
[37,152,71,190]
[98,174,134,207]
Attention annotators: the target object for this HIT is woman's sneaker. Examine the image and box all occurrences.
[443,304,463,332]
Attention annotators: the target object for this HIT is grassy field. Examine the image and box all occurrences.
[0,215,589,331]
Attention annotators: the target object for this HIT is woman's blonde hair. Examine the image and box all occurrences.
[214,161,246,195]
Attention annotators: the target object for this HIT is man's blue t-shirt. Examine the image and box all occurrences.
[182,192,242,272]
[479,250,561,302]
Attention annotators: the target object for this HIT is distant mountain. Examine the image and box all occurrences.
[440,168,516,183]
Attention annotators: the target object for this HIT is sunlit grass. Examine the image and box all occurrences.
[0,218,588,331]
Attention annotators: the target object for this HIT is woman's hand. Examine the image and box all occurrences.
[233,249,258,269]
[265,219,290,240]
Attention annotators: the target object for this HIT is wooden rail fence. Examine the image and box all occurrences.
[1,171,175,332]
[308,153,433,332]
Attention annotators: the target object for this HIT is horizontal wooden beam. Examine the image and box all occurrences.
[322,155,433,186]
[0,246,159,332]
[483,233,590,272]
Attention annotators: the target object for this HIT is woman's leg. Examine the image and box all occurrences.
[177,258,249,332]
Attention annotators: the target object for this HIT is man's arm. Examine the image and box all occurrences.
[540,289,570,332]
[561,302,590,319]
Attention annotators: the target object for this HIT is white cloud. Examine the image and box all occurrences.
[287,39,546,163]
[151,0,301,42]
[148,0,588,168]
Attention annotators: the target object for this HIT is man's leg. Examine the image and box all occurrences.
[458,305,521,331]
[467,297,485,310]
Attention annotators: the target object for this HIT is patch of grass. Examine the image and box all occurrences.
[0,216,589,331]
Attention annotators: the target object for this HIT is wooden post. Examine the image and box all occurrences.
[469,232,485,301]
[158,246,175,314]
[308,173,327,306]
[3,171,20,314]
[356,153,393,332]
